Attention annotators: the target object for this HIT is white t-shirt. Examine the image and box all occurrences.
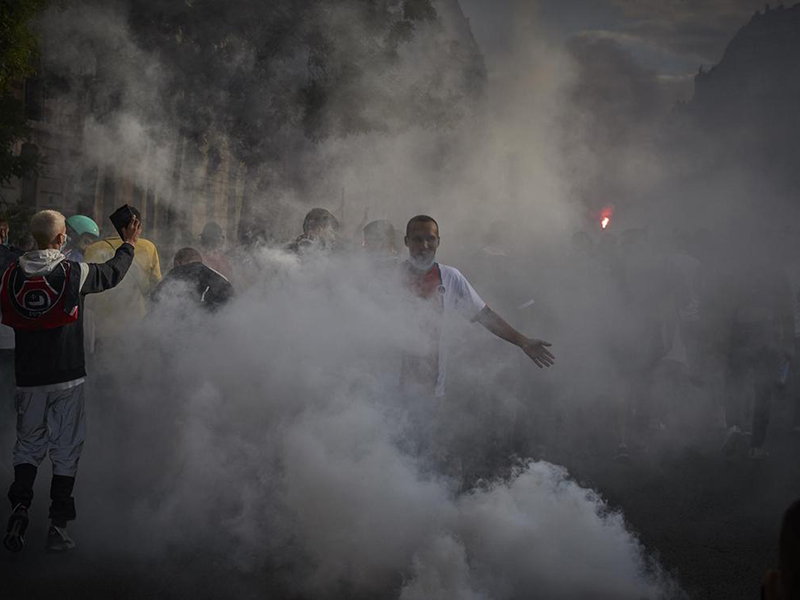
[404,263,486,397]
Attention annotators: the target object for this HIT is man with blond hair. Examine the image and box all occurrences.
[0,209,140,553]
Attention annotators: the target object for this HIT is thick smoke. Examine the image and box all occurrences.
[84,253,679,598]
[2,0,734,597]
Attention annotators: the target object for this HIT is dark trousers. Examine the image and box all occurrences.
[8,463,76,527]
[0,349,13,406]
[724,335,779,449]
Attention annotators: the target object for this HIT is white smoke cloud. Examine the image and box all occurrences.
[38,3,175,195]
[20,1,711,597]
[77,252,683,599]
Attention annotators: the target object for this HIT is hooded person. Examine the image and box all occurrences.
[0,209,141,553]
[151,247,234,312]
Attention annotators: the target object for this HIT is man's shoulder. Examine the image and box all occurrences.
[135,238,157,253]
[0,245,22,258]
[438,264,468,283]
[0,246,22,272]
[85,238,118,256]
[202,263,232,286]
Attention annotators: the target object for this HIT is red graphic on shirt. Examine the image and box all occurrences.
[0,261,79,331]
[401,263,445,394]
[15,276,60,313]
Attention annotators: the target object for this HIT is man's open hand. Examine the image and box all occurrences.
[522,338,555,368]
[122,216,142,246]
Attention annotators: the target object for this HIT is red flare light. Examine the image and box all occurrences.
[600,206,613,230]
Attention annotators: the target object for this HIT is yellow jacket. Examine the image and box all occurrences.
[84,237,162,339]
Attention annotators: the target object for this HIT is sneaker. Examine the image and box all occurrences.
[749,447,769,461]
[3,504,29,553]
[46,525,75,553]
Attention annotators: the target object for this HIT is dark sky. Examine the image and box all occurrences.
[460,0,770,75]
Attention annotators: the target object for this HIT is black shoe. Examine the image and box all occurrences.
[46,525,75,553]
[4,504,29,553]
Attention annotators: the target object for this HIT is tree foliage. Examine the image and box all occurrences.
[0,0,47,187]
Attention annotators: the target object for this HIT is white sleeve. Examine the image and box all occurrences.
[78,263,90,293]
[451,269,486,321]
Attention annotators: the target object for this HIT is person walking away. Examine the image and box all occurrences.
[1,209,140,553]
[151,247,234,312]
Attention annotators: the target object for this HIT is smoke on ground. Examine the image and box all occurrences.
[76,253,681,599]
[9,0,793,597]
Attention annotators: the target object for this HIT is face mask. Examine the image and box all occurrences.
[408,254,435,272]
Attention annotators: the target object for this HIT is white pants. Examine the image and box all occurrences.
[13,384,86,477]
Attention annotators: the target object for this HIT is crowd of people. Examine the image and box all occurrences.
[1,205,799,596]
[548,225,800,464]
[0,206,553,553]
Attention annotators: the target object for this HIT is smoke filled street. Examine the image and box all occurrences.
[570,427,800,599]
[2,415,800,599]
[2,1,800,599]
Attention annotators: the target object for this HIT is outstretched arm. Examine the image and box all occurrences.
[475,306,555,368]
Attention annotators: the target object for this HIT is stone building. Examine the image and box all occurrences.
[1,76,247,249]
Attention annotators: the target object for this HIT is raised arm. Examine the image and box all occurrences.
[475,305,555,369]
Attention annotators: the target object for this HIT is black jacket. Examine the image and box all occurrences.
[6,244,134,387]
[0,244,22,273]
[150,262,233,312]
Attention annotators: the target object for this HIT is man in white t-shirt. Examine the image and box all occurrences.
[400,215,555,397]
